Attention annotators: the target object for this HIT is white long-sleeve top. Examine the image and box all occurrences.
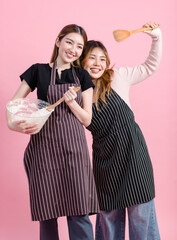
[111,28,162,108]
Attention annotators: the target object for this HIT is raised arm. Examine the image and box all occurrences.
[113,22,162,87]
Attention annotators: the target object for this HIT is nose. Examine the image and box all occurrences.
[94,58,101,66]
[69,44,76,54]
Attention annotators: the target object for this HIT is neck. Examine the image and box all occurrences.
[56,57,71,71]
[92,79,97,99]
[92,79,97,85]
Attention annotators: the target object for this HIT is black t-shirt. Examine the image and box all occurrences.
[20,63,94,101]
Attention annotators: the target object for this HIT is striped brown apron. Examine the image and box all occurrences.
[24,61,99,221]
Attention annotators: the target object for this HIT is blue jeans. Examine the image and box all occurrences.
[40,214,94,240]
[95,200,160,240]
[67,214,94,240]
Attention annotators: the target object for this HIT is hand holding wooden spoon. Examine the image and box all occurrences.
[113,22,160,42]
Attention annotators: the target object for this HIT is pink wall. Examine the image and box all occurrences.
[1,0,177,239]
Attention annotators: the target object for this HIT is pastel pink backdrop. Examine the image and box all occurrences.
[1,0,177,239]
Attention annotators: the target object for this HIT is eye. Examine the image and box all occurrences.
[101,58,106,62]
[89,56,95,60]
[66,41,72,45]
[78,45,83,50]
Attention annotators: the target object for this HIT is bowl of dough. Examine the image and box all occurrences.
[6,98,53,134]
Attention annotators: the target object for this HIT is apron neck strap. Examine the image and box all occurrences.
[50,61,57,85]
[72,67,80,85]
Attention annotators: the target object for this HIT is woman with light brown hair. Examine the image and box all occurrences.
[6,24,99,240]
[81,22,162,240]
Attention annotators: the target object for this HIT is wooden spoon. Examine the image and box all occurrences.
[113,25,160,42]
[46,86,81,111]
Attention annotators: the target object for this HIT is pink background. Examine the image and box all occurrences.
[1,0,177,239]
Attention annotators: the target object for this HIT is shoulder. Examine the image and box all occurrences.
[20,63,50,83]
[23,63,49,72]
[74,67,90,78]
[112,66,139,78]
[73,67,94,91]
[111,67,128,79]
[33,63,49,70]
[111,67,132,88]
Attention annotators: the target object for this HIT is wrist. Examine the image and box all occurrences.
[65,99,76,107]
[147,28,162,39]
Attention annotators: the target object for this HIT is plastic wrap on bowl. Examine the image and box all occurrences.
[6,98,53,134]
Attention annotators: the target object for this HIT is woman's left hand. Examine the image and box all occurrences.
[64,86,77,104]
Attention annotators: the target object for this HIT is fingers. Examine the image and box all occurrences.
[17,121,39,134]
[143,22,160,29]
[23,123,39,134]
[64,86,77,103]
[16,120,27,125]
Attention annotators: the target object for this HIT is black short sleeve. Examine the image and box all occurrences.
[75,68,95,91]
[19,64,94,102]
[20,64,38,91]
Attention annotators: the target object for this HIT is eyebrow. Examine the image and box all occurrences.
[65,38,84,46]
[90,54,106,58]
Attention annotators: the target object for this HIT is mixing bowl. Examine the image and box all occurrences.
[6,98,53,134]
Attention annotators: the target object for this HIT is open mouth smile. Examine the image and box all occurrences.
[66,52,75,59]
[90,68,101,74]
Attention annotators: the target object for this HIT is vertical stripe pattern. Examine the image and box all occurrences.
[86,89,155,211]
[24,63,99,221]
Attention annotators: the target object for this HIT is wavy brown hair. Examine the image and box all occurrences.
[81,40,114,110]
[50,24,87,67]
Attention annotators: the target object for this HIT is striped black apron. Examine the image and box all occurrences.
[24,61,99,221]
[87,89,155,211]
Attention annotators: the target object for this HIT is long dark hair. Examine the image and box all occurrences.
[50,24,87,67]
[81,40,114,109]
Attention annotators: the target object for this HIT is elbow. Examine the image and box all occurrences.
[85,120,91,127]
[143,59,161,75]
[6,112,14,131]
[82,115,92,127]
[7,119,13,131]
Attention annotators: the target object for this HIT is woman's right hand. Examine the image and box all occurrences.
[7,117,39,135]
[6,80,38,134]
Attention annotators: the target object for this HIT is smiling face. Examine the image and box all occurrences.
[83,47,107,80]
[56,32,84,65]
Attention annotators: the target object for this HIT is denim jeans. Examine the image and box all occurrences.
[40,214,94,240]
[67,214,94,240]
[95,199,160,240]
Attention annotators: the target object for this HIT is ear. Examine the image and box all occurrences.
[55,37,60,47]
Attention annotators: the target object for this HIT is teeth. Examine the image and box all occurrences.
[91,68,100,73]
[67,52,74,58]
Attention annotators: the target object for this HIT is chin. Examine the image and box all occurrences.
[65,59,74,63]
[91,74,102,79]
[90,74,97,79]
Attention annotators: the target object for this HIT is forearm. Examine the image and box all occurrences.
[143,28,162,74]
[67,100,92,127]
[120,28,163,86]
[64,87,93,127]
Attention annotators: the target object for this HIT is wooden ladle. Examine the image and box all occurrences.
[113,25,160,42]
[46,86,81,111]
